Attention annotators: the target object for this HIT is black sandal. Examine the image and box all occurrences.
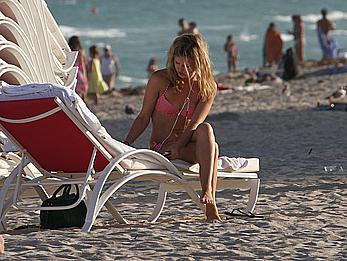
[225,208,264,219]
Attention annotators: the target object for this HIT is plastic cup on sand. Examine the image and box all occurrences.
[324,165,343,172]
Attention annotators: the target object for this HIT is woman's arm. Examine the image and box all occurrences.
[166,90,215,160]
[177,93,215,148]
[124,71,163,145]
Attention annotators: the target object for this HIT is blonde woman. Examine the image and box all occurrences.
[124,34,221,222]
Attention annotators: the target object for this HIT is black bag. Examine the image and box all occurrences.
[40,184,87,229]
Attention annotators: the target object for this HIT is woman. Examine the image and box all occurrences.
[68,36,89,100]
[288,15,305,63]
[224,34,238,72]
[265,22,283,66]
[124,34,221,222]
[146,57,159,78]
[88,45,108,105]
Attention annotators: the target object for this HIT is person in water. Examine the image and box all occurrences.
[288,15,305,63]
[124,33,221,222]
[224,34,238,72]
[316,8,338,61]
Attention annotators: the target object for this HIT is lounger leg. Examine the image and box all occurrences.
[148,183,168,223]
[183,185,205,213]
[245,179,260,213]
[0,164,22,231]
[32,185,49,201]
[82,198,99,232]
[0,218,7,233]
[104,200,127,224]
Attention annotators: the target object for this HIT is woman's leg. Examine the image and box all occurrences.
[205,142,221,221]
[195,123,216,204]
[178,122,221,221]
[94,93,100,105]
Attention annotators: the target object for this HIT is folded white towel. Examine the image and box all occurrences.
[217,156,248,171]
[172,157,248,173]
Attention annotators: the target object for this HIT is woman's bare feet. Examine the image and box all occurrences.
[206,203,222,222]
[200,189,214,204]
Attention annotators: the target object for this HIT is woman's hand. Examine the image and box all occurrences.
[165,143,181,160]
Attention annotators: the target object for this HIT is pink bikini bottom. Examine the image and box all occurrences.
[149,141,162,152]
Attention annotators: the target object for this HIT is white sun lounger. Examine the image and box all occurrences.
[0,59,31,84]
[0,84,261,232]
[0,37,39,80]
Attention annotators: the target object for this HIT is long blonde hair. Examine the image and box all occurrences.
[166,33,216,101]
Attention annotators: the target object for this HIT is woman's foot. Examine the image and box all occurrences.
[200,189,214,204]
[206,203,222,222]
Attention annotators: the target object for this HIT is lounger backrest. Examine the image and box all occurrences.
[0,98,110,173]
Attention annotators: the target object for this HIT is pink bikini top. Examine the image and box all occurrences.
[155,86,195,119]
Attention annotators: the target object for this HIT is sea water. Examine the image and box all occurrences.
[46,0,347,88]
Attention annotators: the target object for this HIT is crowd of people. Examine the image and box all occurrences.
[69,8,340,105]
[261,8,338,71]
[68,36,121,105]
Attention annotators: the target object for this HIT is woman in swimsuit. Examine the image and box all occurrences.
[124,33,220,222]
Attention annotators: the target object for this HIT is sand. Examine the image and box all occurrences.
[1,64,347,260]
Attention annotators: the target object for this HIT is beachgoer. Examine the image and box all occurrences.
[281,47,299,81]
[87,45,108,105]
[262,23,274,67]
[224,34,238,72]
[188,21,199,35]
[146,57,159,78]
[265,23,283,66]
[288,15,305,63]
[101,45,120,91]
[91,7,98,15]
[68,36,89,101]
[316,8,338,61]
[177,18,189,36]
[124,33,221,222]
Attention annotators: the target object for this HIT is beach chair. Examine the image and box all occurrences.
[0,37,39,81]
[0,89,260,232]
[0,0,34,41]
[0,59,31,84]
[0,0,76,70]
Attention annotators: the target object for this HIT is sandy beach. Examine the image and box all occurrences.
[1,64,347,260]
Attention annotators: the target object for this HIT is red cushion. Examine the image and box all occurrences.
[0,98,109,173]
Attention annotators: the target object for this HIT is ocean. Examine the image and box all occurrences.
[47,0,347,88]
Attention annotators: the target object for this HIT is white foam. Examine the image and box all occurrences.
[202,24,236,31]
[281,33,294,42]
[273,15,291,22]
[118,75,148,85]
[237,32,258,42]
[334,29,347,36]
[59,25,126,38]
[274,11,347,24]
[56,0,77,5]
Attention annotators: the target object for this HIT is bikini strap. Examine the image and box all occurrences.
[163,84,169,94]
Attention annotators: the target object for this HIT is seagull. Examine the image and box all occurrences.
[326,85,347,104]
[125,104,135,115]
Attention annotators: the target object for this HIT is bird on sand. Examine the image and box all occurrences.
[125,104,135,115]
[326,85,347,104]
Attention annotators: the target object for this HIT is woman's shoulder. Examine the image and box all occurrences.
[149,69,169,84]
[152,68,168,77]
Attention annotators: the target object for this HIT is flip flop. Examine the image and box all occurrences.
[225,208,264,219]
